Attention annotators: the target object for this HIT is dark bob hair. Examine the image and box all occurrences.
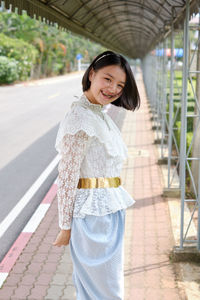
[82,50,140,111]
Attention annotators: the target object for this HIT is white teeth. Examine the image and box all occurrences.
[102,92,113,98]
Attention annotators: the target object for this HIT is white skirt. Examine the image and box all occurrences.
[69,209,125,300]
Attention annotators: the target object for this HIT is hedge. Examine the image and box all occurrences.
[0,33,38,83]
[0,56,20,83]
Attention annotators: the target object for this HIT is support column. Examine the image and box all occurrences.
[198,156,200,250]
[168,17,175,188]
[161,39,167,159]
[180,0,190,249]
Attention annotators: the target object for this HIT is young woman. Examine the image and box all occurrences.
[53,50,140,300]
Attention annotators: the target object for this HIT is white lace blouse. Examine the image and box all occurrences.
[55,94,135,230]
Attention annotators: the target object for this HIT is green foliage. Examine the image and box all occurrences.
[174,121,193,157]
[167,30,196,49]
[166,99,195,158]
[0,33,38,80]
[0,10,38,41]
[0,10,106,82]
[0,55,19,83]
[166,73,196,168]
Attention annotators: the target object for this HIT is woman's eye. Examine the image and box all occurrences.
[118,85,124,89]
[105,78,111,82]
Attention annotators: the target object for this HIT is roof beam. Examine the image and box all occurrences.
[92,12,160,36]
[80,2,166,26]
[108,28,151,44]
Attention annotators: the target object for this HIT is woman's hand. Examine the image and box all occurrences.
[53,229,71,247]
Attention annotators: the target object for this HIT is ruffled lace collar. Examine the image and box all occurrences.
[80,94,104,111]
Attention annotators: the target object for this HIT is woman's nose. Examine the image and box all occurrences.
[108,82,118,94]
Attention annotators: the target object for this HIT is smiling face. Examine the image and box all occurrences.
[84,65,126,106]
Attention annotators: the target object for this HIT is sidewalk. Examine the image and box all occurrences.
[0,70,192,300]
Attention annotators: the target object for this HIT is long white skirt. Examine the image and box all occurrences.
[69,209,125,300]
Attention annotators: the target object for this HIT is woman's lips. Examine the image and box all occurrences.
[101,91,115,99]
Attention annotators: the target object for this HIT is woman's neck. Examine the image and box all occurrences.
[84,91,103,106]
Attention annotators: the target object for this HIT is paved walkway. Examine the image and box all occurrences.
[0,70,188,299]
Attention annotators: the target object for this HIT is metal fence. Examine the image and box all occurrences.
[143,0,200,251]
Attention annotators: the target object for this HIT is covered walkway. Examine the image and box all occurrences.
[0,69,199,299]
[0,0,200,298]
[2,0,197,59]
[1,0,200,251]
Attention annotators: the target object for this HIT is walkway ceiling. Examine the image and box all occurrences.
[1,0,199,59]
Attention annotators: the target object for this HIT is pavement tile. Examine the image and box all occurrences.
[42,236,56,245]
[11,262,28,274]
[3,273,22,286]
[145,226,158,239]
[41,221,56,231]
[144,246,158,255]
[48,246,64,255]
[23,243,39,253]
[160,265,175,276]
[145,271,161,287]
[130,273,146,288]
[162,288,182,300]
[66,275,74,286]
[35,273,54,285]
[31,253,47,263]
[161,277,177,289]
[46,253,62,263]
[50,228,58,241]
[57,262,73,274]
[28,235,43,245]
[52,273,69,285]
[13,285,33,298]
[145,287,163,299]
[20,273,37,286]
[63,285,76,300]
[129,287,145,300]
[0,286,15,299]
[143,238,158,246]
[17,253,34,263]
[37,222,52,231]
[131,255,145,267]
[34,228,48,236]
[44,284,64,299]
[28,284,49,299]
[37,243,52,253]
[42,262,57,273]
[144,254,162,264]
[26,262,42,274]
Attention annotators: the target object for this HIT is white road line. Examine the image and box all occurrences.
[0,273,8,288]
[48,93,60,99]
[22,204,50,233]
[0,155,60,238]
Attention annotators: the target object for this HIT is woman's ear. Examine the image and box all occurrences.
[89,68,95,81]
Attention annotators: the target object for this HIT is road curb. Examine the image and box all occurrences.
[0,182,57,288]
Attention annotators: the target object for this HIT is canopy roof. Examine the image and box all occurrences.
[1,0,199,58]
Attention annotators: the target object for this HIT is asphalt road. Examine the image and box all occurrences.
[0,72,84,261]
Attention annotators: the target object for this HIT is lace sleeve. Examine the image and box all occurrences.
[57,130,90,230]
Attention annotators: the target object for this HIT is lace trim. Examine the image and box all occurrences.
[55,97,128,160]
[73,186,135,218]
[57,130,89,229]
[79,94,103,111]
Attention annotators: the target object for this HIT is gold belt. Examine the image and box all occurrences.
[77,177,121,189]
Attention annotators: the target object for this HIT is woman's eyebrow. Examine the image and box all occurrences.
[104,72,125,84]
